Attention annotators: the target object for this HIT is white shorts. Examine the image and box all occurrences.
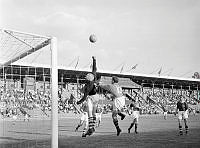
[132,111,139,120]
[114,96,125,110]
[87,94,101,103]
[13,115,17,120]
[164,112,167,116]
[25,114,29,119]
[80,112,88,122]
[87,95,100,114]
[178,111,188,120]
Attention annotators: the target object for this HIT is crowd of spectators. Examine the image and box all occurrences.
[0,86,199,120]
[140,88,200,114]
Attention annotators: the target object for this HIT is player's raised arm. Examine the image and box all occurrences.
[92,56,97,81]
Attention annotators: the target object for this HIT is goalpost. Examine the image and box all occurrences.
[51,37,58,148]
[0,29,58,148]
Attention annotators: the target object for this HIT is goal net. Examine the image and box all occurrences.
[0,29,58,148]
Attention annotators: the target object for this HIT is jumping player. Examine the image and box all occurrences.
[77,56,99,136]
[75,101,88,137]
[176,95,189,135]
[128,97,140,134]
[99,76,126,136]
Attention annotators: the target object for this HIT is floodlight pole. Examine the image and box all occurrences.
[51,37,58,148]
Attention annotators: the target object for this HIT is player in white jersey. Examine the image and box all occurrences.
[95,104,103,127]
[75,102,89,137]
[162,105,167,120]
[128,98,140,134]
[99,76,126,136]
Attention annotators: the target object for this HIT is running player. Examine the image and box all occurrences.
[19,107,30,122]
[128,97,140,134]
[99,76,126,136]
[75,101,88,137]
[176,95,189,135]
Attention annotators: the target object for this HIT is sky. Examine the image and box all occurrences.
[0,0,200,78]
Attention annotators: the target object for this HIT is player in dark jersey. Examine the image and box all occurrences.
[176,95,189,135]
[77,56,99,137]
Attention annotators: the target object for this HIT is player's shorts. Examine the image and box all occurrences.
[87,95,99,113]
[178,111,188,120]
[164,112,167,116]
[25,114,29,119]
[114,96,125,110]
[80,112,88,122]
[87,94,101,103]
[13,115,17,120]
[132,111,139,121]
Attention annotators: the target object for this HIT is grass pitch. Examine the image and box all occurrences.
[0,113,200,148]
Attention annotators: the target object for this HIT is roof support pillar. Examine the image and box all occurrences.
[141,83,144,93]
[152,83,155,96]
[180,85,183,95]
[162,84,165,97]
[197,85,199,100]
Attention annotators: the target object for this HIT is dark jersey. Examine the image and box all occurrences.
[177,101,188,111]
[77,57,97,104]
[88,82,97,96]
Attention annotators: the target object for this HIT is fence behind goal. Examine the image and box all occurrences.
[0,29,58,148]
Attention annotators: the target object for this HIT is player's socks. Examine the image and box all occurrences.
[185,125,188,134]
[179,125,183,135]
[75,125,80,132]
[82,127,87,137]
[135,124,138,134]
[128,128,130,133]
[82,133,86,137]
[93,116,96,127]
[128,123,134,133]
[113,119,121,136]
[85,127,95,136]
[86,117,96,136]
[118,112,126,120]
[117,128,122,136]
[88,117,95,129]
